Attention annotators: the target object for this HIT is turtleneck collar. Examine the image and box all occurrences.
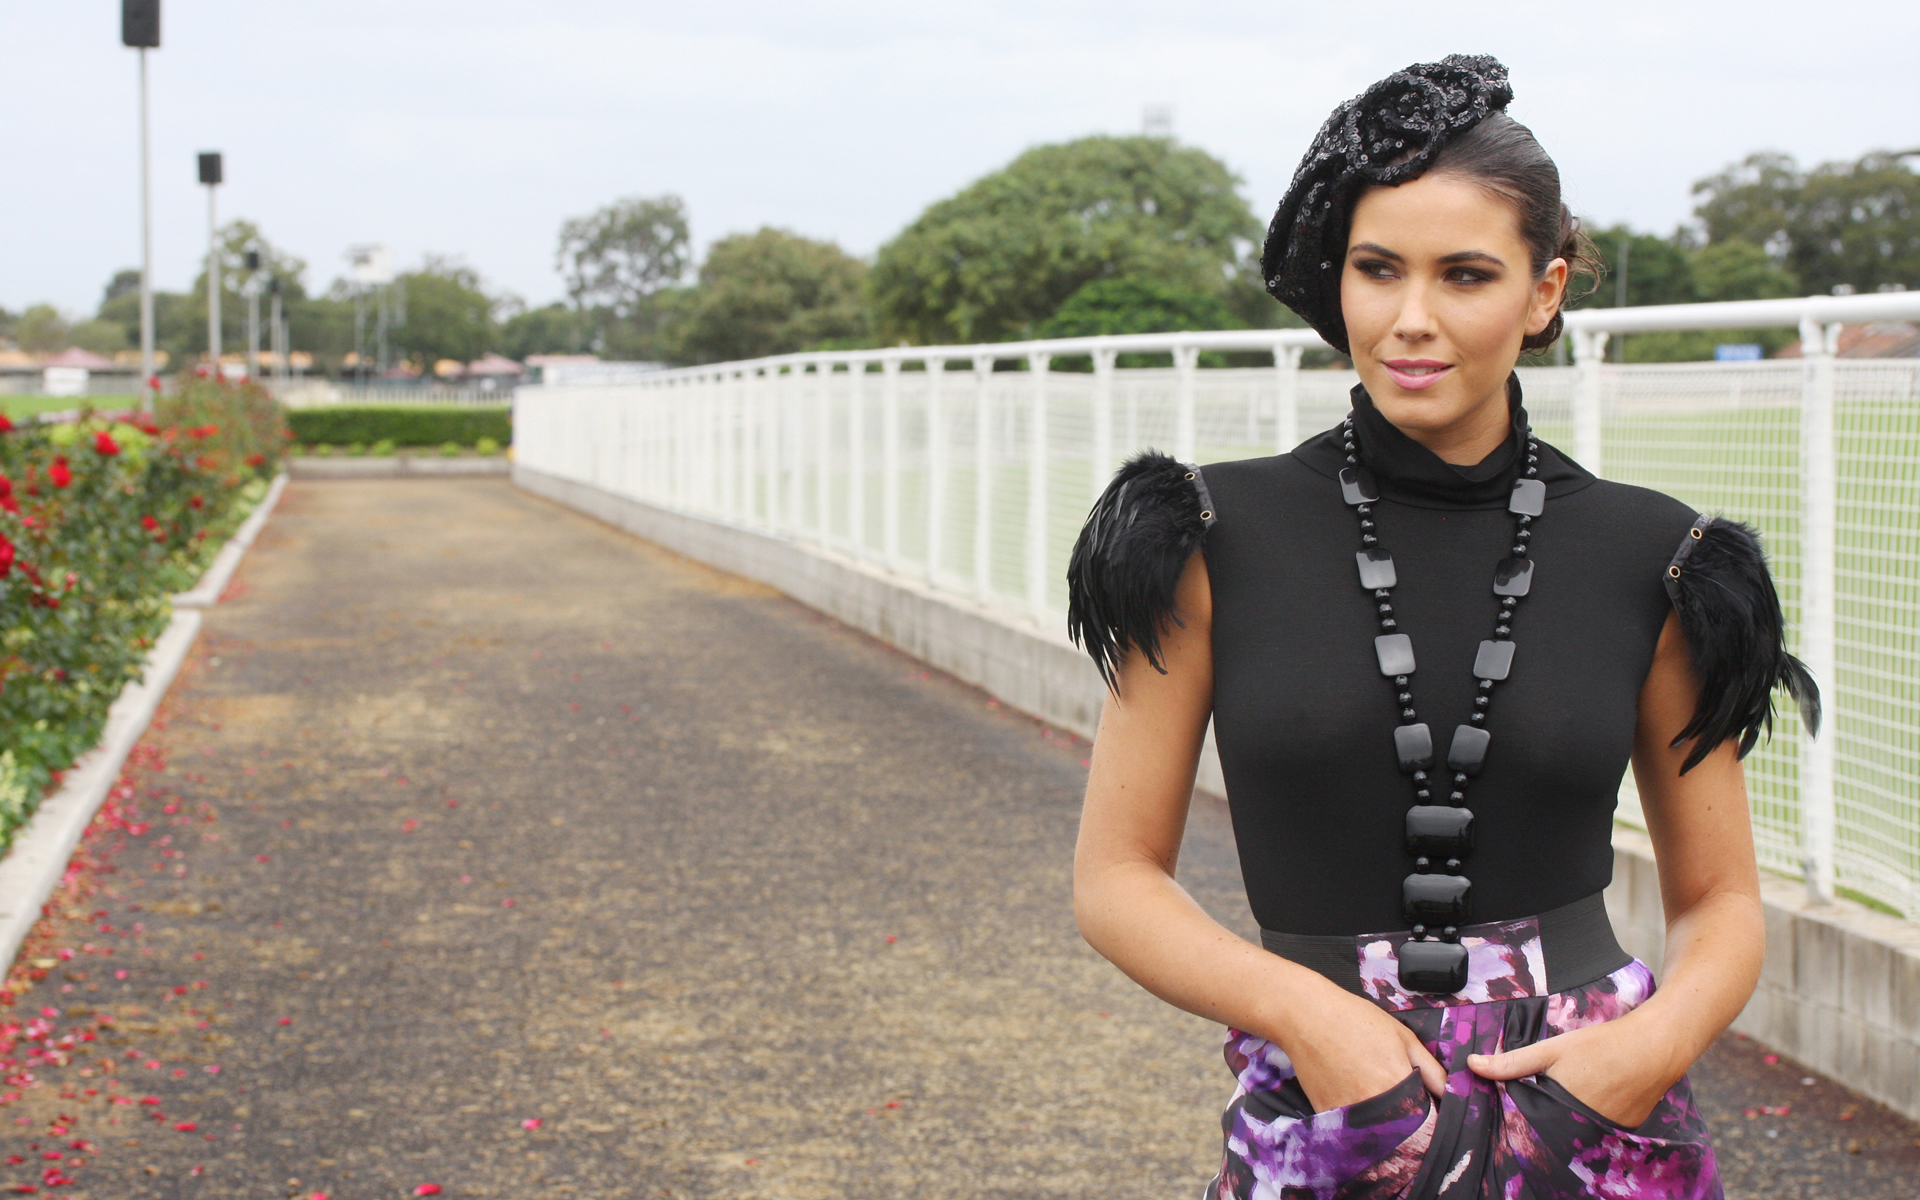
[1290,374,1592,510]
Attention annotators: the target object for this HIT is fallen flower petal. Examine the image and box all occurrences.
[173,1121,196,1132]
[414,1185,443,1196]
[521,1117,542,1130]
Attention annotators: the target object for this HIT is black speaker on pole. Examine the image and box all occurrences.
[122,0,160,48]
[199,152,223,186]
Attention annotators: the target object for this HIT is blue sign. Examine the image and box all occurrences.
[1715,343,1764,362]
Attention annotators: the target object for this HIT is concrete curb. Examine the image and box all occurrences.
[0,475,288,974]
[0,610,202,974]
[172,472,288,608]
[514,462,1920,1122]
[290,455,509,479]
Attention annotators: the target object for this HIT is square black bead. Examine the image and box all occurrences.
[1405,804,1475,856]
[1403,872,1472,923]
[1356,549,1397,590]
[1340,465,1380,506]
[1447,725,1491,775]
[1393,723,1434,773]
[1374,633,1415,677]
[1473,639,1515,681]
[1509,477,1546,516]
[1492,557,1534,597]
[1398,939,1469,993]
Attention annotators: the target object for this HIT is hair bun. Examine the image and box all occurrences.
[1262,54,1514,353]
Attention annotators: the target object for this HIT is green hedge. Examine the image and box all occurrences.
[286,406,511,449]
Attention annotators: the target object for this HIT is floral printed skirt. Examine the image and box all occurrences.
[1207,924,1722,1199]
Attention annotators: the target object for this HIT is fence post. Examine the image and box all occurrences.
[1274,343,1302,453]
[926,358,948,586]
[1092,347,1117,502]
[848,362,866,559]
[1571,329,1608,474]
[882,358,902,571]
[1174,344,1199,463]
[973,355,994,600]
[1027,352,1051,623]
[814,363,832,544]
[1799,315,1840,903]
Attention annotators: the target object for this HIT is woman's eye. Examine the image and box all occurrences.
[1446,268,1491,284]
[1355,259,1397,279]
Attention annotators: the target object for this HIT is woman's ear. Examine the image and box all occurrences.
[1527,257,1570,336]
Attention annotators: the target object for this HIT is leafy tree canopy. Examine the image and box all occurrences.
[870,136,1263,344]
[670,228,869,365]
[1692,150,1920,295]
[1039,277,1237,338]
[556,194,691,318]
[393,257,498,367]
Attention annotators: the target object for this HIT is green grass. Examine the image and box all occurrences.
[1,395,142,418]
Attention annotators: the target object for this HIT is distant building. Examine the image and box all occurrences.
[1775,322,1920,359]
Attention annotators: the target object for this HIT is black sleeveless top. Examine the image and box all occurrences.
[1201,386,1698,936]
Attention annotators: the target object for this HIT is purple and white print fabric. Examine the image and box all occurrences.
[1208,943,1721,1198]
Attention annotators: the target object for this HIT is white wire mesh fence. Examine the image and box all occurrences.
[517,299,1920,920]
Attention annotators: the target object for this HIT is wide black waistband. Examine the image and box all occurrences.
[1260,893,1631,999]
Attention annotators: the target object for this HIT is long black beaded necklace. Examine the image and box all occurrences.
[1337,412,1544,994]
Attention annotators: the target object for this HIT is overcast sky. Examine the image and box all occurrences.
[5,1,1916,316]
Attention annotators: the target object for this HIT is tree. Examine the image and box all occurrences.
[870,135,1264,344]
[15,305,70,354]
[1039,277,1238,338]
[500,302,597,360]
[392,257,497,366]
[1581,225,1697,308]
[670,228,870,364]
[557,195,690,317]
[1693,151,1920,295]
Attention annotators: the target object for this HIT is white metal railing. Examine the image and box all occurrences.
[516,292,1920,918]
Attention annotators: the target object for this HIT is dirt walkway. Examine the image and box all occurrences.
[2,477,1913,1199]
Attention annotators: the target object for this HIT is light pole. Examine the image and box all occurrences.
[122,0,161,409]
[199,151,223,373]
[269,276,285,383]
[244,247,261,379]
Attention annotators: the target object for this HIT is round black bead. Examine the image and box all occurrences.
[1377,603,1394,616]
[1516,514,1532,526]
[1395,676,1409,687]
[1442,925,1459,941]
[1453,773,1468,786]
[1516,528,1532,542]
[1411,924,1427,937]
[1478,678,1495,691]
[1446,859,1462,872]
[1500,597,1518,611]
[1362,534,1378,546]
[1381,618,1398,630]
[1474,695,1489,708]
[1401,707,1416,720]
[1360,519,1376,531]
[1412,770,1429,783]
[1415,788,1432,800]
[1511,545,1527,557]
[1449,790,1466,803]
[1356,504,1371,516]
[1397,692,1414,705]
[1374,589,1392,600]
[1414,856,1430,871]
[1495,624,1511,638]
[1469,711,1486,724]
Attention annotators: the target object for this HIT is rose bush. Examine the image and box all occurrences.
[0,382,285,850]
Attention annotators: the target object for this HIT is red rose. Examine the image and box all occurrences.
[93,431,121,456]
[189,494,204,510]
[246,452,266,467]
[0,414,13,433]
[0,535,13,576]
[49,458,71,489]
[140,515,160,531]
[0,475,15,515]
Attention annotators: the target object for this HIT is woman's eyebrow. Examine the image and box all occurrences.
[1348,242,1403,261]
[1437,249,1506,268]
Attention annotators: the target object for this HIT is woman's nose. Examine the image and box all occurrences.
[1394,286,1438,343]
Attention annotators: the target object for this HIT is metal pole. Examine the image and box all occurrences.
[137,48,155,409]
[1026,352,1050,621]
[206,184,221,371]
[269,282,284,383]
[1799,315,1840,903]
[246,281,260,379]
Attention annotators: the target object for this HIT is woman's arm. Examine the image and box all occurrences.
[1074,551,1447,1111]
[1468,610,1765,1125]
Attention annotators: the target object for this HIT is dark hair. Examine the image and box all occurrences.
[1425,112,1602,350]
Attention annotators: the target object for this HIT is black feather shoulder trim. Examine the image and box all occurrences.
[1066,451,1217,691]
[1664,516,1822,773]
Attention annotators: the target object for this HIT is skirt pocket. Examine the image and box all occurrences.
[1214,1072,1436,1200]
[1505,1073,1721,1200]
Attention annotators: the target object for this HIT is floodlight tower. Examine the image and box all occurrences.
[122,0,161,408]
[199,152,224,371]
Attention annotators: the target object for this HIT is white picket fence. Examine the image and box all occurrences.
[515,292,1920,920]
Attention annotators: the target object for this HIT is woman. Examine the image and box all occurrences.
[1066,56,1818,1200]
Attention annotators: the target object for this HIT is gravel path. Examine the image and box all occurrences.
[2,476,1913,1199]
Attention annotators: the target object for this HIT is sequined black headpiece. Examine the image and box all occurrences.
[1261,54,1514,354]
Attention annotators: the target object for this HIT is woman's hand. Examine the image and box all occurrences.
[1279,980,1448,1112]
[1466,1015,1677,1129]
